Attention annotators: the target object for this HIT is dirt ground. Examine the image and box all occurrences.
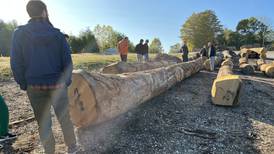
[0,63,274,153]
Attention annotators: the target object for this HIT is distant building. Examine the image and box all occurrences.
[104,48,118,55]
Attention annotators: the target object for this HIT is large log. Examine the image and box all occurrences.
[69,58,205,128]
[211,55,242,106]
[101,54,182,74]
[257,59,274,77]
[101,60,177,74]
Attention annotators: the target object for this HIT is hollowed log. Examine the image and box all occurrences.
[69,58,205,127]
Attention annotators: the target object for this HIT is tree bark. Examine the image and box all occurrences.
[69,58,205,128]
[101,53,200,74]
[211,53,242,106]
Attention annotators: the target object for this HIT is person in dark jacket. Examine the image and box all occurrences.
[135,39,144,62]
[0,95,16,141]
[10,1,77,153]
[143,40,149,62]
[200,45,208,58]
[180,41,189,62]
[208,42,217,71]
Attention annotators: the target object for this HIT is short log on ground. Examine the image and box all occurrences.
[257,59,274,77]
[211,58,242,106]
[239,56,254,75]
[69,58,205,128]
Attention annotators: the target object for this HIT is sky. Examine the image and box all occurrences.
[0,0,273,52]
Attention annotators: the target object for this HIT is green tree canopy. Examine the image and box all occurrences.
[149,38,164,53]
[0,20,17,56]
[236,17,272,46]
[180,10,222,51]
[169,43,181,53]
[68,28,99,53]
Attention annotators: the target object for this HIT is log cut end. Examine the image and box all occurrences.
[212,75,242,106]
[239,64,255,75]
[265,65,274,78]
[68,70,98,127]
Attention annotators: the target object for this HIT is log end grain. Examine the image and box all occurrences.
[239,64,255,75]
[265,65,274,78]
[211,75,242,106]
[68,70,98,127]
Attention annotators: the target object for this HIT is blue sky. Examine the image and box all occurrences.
[0,0,273,51]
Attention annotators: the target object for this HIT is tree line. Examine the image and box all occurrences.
[172,10,274,53]
[0,20,164,56]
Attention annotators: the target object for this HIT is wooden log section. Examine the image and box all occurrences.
[212,56,242,106]
[257,59,274,77]
[101,60,177,74]
[239,55,254,75]
[101,53,200,74]
[68,58,205,128]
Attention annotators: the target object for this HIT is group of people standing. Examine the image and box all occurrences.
[135,39,149,62]
[180,41,217,71]
[117,38,150,63]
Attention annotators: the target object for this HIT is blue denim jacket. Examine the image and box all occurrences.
[10,19,72,90]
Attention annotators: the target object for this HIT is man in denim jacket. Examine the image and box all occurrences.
[10,1,77,153]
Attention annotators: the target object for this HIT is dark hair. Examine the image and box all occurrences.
[145,39,149,43]
[64,34,69,39]
[140,39,144,43]
[26,0,47,18]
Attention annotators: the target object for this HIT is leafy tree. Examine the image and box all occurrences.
[93,25,124,52]
[0,20,17,56]
[149,38,163,53]
[169,43,181,53]
[180,10,222,51]
[68,29,99,53]
[236,17,272,46]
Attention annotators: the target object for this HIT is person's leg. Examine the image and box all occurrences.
[120,54,123,62]
[0,96,9,137]
[210,57,215,71]
[51,87,77,152]
[123,55,128,62]
[137,54,141,62]
[27,88,55,154]
[144,53,149,62]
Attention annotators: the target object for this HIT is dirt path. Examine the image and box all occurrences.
[0,70,274,153]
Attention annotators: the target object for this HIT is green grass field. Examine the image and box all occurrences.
[0,53,165,80]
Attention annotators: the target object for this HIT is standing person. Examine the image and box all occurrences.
[180,41,189,62]
[10,1,77,153]
[135,39,144,62]
[208,42,217,71]
[117,37,129,62]
[143,40,149,62]
[0,95,16,141]
[200,45,208,58]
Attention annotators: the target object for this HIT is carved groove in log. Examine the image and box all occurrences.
[69,58,205,127]
[212,51,242,106]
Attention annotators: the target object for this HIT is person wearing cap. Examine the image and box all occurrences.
[10,1,77,153]
[117,37,129,62]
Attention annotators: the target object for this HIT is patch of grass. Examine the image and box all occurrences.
[0,53,159,80]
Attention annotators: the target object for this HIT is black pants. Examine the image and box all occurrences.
[27,87,76,154]
[182,54,188,62]
[120,54,127,62]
